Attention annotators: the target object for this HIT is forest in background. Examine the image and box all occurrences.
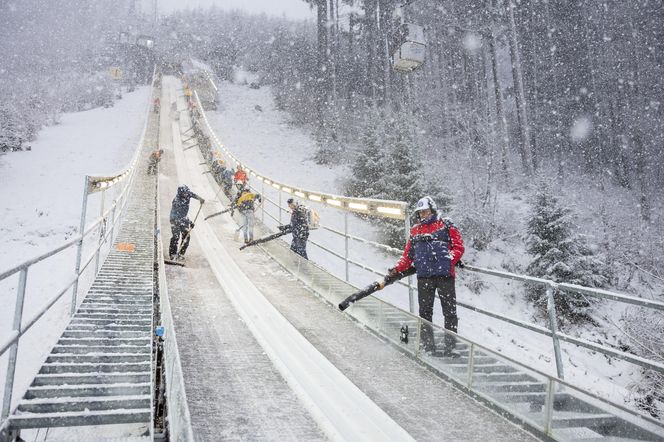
[0,0,153,151]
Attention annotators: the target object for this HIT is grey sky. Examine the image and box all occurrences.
[157,0,315,20]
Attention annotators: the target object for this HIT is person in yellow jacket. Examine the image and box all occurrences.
[232,187,262,244]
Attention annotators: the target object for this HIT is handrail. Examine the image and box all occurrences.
[0,216,103,281]
[464,264,664,311]
[193,91,409,220]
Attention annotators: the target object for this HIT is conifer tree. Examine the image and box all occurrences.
[0,105,24,152]
[345,111,386,198]
[526,181,607,323]
[376,116,425,247]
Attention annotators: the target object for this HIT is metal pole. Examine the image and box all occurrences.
[543,378,556,435]
[415,317,422,357]
[344,211,349,282]
[94,190,106,275]
[278,191,282,225]
[261,180,265,223]
[109,204,117,244]
[547,285,565,379]
[405,213,415,313]
[467,343,476,389]
[1,268,28,421]
[71,176,90,315]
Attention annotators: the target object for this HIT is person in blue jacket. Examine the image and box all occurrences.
[169,185,205,260]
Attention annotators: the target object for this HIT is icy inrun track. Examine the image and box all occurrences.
[157,76,537,441]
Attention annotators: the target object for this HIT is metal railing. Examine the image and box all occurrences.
[0,77,156,430]
[154,170,195,441]
[189,86,664,424]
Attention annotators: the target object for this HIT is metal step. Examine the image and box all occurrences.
[58,337,150,345]
[24,383,150,399]
[17,395,150,414]
[451,363,518,374]
[33,372,150,386]
[46,354,149,365]
[61,330,147,339]
[478,382,547,393]
[9,408,151,429]
[73,313,152,320]
[471,372,538,384]
[51,345,150,354]
[39,362,150,374]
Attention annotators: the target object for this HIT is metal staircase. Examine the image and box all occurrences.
[5,105,159,436]
[8,176,156,432]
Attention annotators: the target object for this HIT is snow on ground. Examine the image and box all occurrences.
[0,86,150,416]
[206,77,643,409]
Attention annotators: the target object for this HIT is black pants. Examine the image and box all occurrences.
[169,220,191,257]
[291,234,309,259]
[417,276,458,351]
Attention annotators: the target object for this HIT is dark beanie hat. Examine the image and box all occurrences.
[286,198,294,204]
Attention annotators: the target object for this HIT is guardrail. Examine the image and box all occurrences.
[188,85,664,423]
[260,238,664,440]
[0,73,156,432]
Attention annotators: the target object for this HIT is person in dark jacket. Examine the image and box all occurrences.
[285,198,309,259]
[389,196,464,356]
[212,159,226,185]
[222,168,235,198]
[169,185,205,260]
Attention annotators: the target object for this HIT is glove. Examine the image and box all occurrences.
[387,267,397,277]
[230,210,234,216]
[278,225,288,232]
[190,222,195,229]
[199,198,206,204]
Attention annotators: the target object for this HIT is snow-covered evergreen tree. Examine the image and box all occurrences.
[0,105,24,152]
[526,181,608,324]
[375,115,426,247]
[345,111,386,198]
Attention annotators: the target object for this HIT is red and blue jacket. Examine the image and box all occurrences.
[393,215,464,278]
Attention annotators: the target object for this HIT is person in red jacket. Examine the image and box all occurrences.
[233,165,248,184]
[389,196,464,356]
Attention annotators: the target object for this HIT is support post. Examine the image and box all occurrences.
[94,190,106,275]
[543,378,556,435]
[109,204,118,244]
[344,211,349,282]
[261,180,265,223]
[547,285,565,379]
[467,343,476,389]
[1,268,28,421]
[71,176,90,315]
[405,214,415,313]
[278,191,282,225]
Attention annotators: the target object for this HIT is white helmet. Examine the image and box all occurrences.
[414,196,437,213]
